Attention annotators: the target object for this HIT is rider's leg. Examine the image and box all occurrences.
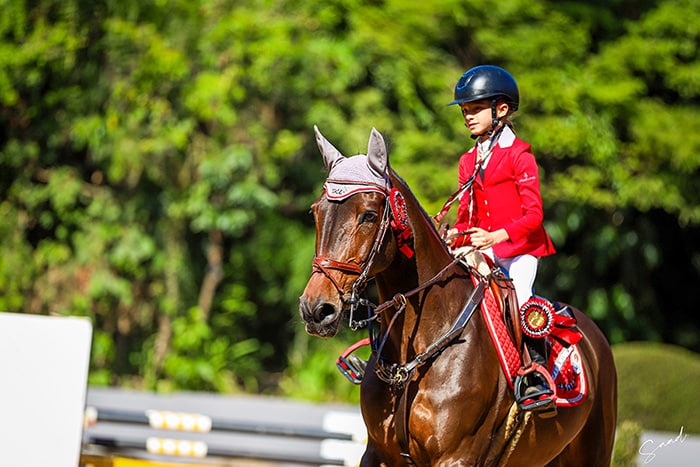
[498,253,538,308]
[499,254,557,414]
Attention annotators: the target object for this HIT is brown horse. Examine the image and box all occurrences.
[299,127,617,466]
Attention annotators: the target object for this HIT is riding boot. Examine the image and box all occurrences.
[515,336,557,417]
[526,335,548,366]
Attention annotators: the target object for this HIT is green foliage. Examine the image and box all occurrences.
[157,307,259,393]
[613,420,643,467]
[0,0,698,398]
[614,343,700,434]
[280,328,368,404]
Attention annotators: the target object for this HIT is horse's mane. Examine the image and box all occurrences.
[387,167,453,257]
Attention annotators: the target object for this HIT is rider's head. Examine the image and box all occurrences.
[448,65,519,138]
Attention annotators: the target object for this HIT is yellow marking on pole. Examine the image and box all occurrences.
[146,410,212,432]
[145,437,208,458]
[81,454,214,467]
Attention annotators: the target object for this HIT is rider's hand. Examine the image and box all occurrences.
[445,228,472,248]
[445,228,458,247]
[466,227,509,249]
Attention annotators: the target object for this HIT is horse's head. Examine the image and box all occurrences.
[299,126,399,337]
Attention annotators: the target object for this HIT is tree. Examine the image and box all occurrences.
[0,0,697,397]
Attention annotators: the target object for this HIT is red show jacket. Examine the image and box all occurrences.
[452,131,556,259]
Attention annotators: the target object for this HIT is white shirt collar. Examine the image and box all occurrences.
[497,124,516,148]
[469,124,516,154]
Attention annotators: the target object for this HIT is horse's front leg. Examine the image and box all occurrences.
[359,360,405,466]
[360,440,408,467]
[360,442,387,467]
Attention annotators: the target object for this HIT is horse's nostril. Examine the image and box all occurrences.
[314,303,337,323]
[299,298,339,325]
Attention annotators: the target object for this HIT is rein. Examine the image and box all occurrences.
[373,270,487,387]
[433,124,505,224]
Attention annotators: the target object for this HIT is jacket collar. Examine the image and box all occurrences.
[467,125,517,186]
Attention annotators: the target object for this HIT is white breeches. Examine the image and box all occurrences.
[482,249,539,308]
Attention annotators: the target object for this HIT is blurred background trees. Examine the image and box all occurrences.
[0,0,698,399]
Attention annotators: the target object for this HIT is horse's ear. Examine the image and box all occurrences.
[367,127,388,176]
[314,125,345,172]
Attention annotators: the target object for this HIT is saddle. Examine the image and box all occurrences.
[459,248,587,408]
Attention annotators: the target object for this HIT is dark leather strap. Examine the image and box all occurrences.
[395,381,417,465]
[390,279,488,464]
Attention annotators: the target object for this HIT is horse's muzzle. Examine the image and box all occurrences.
[298,295,344,337]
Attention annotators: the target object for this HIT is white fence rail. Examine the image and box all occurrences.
[83,387,366,466]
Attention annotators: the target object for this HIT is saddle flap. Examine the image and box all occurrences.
[491,271,522,353]
[457,247,523,359]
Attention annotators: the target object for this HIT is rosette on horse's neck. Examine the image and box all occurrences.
[314,125,390,200]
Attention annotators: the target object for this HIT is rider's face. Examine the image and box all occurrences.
[460,99,510,140]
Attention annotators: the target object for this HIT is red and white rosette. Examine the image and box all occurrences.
[389,188,409,230]
[389,188,414,258]
[519,297,555,338]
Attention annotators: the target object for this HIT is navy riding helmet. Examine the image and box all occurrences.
[448,65,519,111]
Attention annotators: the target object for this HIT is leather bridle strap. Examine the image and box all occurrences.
[312,256,363,296]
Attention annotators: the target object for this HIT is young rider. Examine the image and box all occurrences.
[444,65,558,414]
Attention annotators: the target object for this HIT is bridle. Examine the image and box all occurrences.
[310,179,485,368]
[311,184,394,330]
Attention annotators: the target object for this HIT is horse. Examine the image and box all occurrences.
[299,126,618,466]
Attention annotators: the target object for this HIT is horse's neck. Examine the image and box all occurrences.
[375,230,472,360]
[379,172,476,357]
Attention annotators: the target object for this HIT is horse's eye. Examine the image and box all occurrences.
[360,211,378,224]
[309,204,319,220]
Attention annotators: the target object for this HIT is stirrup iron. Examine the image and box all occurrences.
[514,362,557,416]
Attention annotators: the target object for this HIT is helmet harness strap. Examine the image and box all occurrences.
[470,98,502,140]
[490,99,500,133]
